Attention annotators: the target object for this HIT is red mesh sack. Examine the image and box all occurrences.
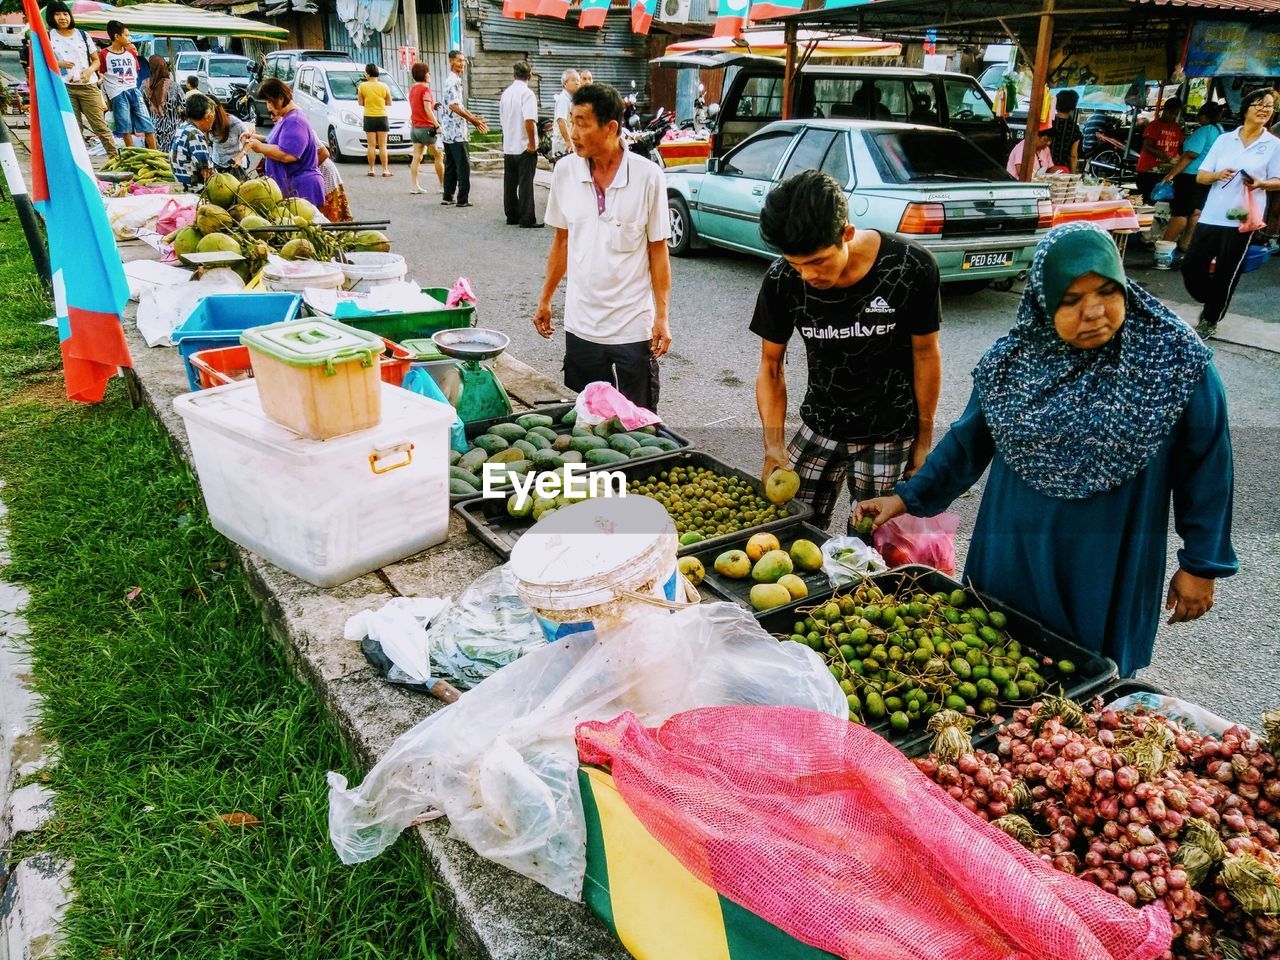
[577,706,1172,960]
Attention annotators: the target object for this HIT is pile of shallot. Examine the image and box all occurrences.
[914,700,1280,959]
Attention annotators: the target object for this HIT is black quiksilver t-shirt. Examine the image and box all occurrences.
[750,232,941,444]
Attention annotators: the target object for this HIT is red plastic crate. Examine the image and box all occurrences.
[189,339,414,390]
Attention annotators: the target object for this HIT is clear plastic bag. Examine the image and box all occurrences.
[327,602,846,899]
[425,565,547,689]
[1104,691,1232,737]
[873,513,960,573]
[821,536,887,588]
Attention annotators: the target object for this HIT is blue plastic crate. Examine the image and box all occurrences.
[172,294,302,391]
[1242,244,1271,274]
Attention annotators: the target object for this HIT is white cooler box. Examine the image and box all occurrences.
[174,380,454,587]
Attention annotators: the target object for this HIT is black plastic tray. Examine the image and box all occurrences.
[755,564,1118,758]
[691,521,834,611]
[455,450,814,560]
[450,402,693,503]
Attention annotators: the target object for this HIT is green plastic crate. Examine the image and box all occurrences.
[317,287,476,342]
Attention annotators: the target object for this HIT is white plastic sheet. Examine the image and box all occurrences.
[822,536,888,588]
[327,602,846,899]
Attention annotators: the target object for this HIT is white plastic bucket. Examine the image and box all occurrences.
[1153,240,1177,270]
[263,259,346,293]
[509,495,689,642]
[340,252,408,292]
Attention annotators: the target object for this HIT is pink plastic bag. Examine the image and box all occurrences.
[873,512,960,573]
[572,381,661,430]
[445,276,476,307]
[1239,179,1266,233]
[156,198,195,235]
[577,707,1173,960]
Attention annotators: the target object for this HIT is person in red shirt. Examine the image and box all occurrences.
[408,61,442,195]
[1136,97,1183,204]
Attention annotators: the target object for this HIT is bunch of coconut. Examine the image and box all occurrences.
[168,173,391,264]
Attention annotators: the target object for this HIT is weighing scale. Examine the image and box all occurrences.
[430,328,513,423]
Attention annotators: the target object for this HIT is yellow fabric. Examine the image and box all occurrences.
[359,80,391,118]
[582,767,733,960]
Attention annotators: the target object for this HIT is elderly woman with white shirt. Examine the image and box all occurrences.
[1182,87,1280,339]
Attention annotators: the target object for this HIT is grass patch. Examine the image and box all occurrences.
[0,201,452,957]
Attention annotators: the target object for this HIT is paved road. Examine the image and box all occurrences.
[337,165,1279,728]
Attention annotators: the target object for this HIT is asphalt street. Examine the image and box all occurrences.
[337,165,1278,727]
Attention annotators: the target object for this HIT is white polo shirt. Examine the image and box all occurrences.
[1197,127,1280,228]
[545,150,670,345]
[552,88,573,154]
[499,79,538,156]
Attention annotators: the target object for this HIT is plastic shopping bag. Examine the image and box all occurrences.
[821,536,887,588]
[873,513,960,573]
[572,381,662,430]
[402,368,468,453]
[445,276,476,307]
[327,603,846,899]
[1240,178,1266,233]
[1104,691,1232,737]
[1149,180,1174,203]
[577,707,1172,960]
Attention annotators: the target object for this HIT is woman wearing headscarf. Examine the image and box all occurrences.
[141,55,183,151]
[856,223,1237,678]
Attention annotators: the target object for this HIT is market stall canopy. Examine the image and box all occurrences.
[64,1,288,40]
[662,29,901,59]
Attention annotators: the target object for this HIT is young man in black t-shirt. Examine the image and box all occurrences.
[752,170,942,533]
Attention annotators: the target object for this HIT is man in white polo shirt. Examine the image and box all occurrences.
[499,60,540,228]
[534,83,672,410]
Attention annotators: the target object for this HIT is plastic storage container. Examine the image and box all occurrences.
[325,287,476,342]
[262,259,346,294]
[339,252,408,292]
[509,496,685,642]
[172,293,302,391]
[242,317,385,440]
[173,379,454,587]
[190,339,413,391]
[1242,244,1271,274]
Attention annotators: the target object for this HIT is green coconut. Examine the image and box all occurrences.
[238,176,282,213]
[171,226,202,256]
[279,238,318,261]
[349,229,391,253]
[195,203,235,236]
[228,203,252,223]
[280,197,319,223]
[196,232,241,254]
[202,172,240,209]
[239,213,273,234]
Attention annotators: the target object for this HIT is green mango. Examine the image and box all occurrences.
[516,413,555,430]
[559,449,584,463]
[527,425,559,442]
[489,448,526,464]
[551,435,574,452]
[637,435,669,448]
[585,448,629,466]
[449,466,481,488]
[458,447,489,473]
[629,447,661,459]
[608,434,641,454]
[532,449,565,469]
[488,423,527,442]
[570,435,609,453]
[450,479,480,496]
[651,437,680,452]
[513,439,538,459]
[448,449,462,466]
[559,409,578,425]
[473,434,509,455]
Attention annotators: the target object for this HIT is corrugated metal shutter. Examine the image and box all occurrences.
[477,0,650,122]
[323,5,416,91]
[417,12,452,98]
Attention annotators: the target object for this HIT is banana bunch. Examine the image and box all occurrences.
[102,146,176,184]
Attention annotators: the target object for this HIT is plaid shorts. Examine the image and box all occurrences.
[786,423,912,533]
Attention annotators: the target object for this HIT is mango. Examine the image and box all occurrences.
[449,466,481,488]
[489,447,526,464]
[523,432,552,451]
[750,583,792,611]
[507,492,534,518]
[765,468,800,505]
[713,549,751,579]
[559,409,578,425]
[449,479,478,496]
[788,538,823,572]
[570,435,608,453]
[559,450,584,463]
[488,423,527,442]
[513,439,538,459]
[458,447,489,473]
[551,435,574,452]
[585,448,629,466]
[629,447,661,459]
[678,556,705,587]
[608,434,641,454]
[751,549,794,583]
[532,449,565,469]
[777,574,808,600]
[527,425,559,443]
[516,413,555,430]
[473,434,509,455]
[745,532,780,562]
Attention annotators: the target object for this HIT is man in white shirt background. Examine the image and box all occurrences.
[551,68,580,160]
[534,83,672,410]
[499,61,541,229]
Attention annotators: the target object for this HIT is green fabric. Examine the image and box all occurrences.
[577,768,618,939]
[1040,227,1126,318]
[719,896,840,960]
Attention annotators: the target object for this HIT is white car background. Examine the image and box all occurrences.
[291,61,412,162]
[174,53,254,105]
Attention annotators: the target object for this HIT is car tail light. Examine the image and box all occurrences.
[897,202,945,235]
[1037,198,1054,229]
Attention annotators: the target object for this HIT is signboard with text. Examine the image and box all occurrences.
[1185,21,1280,77]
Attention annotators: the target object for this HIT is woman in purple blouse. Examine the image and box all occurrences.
[240,77,325,207]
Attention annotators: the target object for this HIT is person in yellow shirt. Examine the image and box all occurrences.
[358,63,393,177]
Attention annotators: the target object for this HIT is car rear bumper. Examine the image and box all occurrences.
[912,232,1043,281]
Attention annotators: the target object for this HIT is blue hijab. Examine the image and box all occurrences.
[973,223,1212,500]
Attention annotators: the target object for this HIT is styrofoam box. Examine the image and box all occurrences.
[174,379,454,587]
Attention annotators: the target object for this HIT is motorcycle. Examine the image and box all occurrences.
[625,107,671,168]
[1083,112,1141,182]
[228,81,257,125]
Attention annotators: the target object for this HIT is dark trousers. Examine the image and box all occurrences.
[564,332,659,411]
[503,152,537,226]
[1182,224,1253,327]
[442,141,470,203]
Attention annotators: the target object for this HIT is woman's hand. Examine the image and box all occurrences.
[853,495,906,531]
[1216,167,1238,183]
[1166,569,1215,624]
[761,448,790,484]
